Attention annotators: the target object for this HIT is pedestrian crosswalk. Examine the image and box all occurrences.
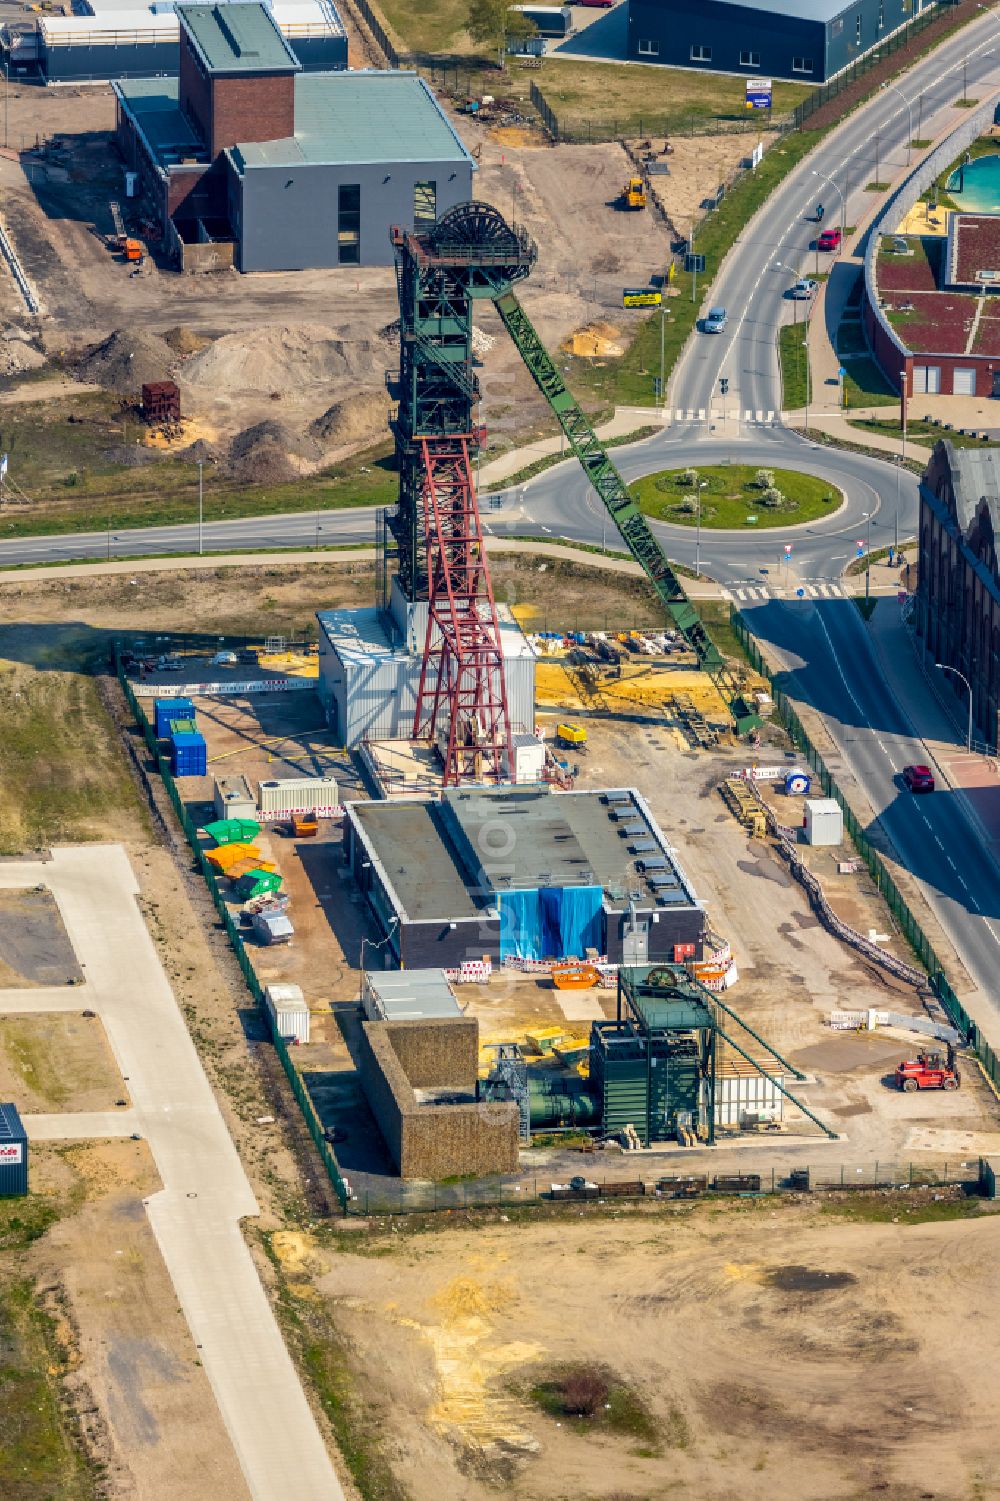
[672,409,776,425]
[722,582,846,601]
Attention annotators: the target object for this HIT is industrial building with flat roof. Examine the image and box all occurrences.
[113,1,475,271]
[343,784,706,970]
[317,579,534,747]
[625,0,937,83]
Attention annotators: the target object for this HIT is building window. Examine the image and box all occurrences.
[792,57,814,73]
[338,184,360,265]
[637,38,659,55]
[739,50,760,67]
[414,181,436,227]
[855,12,862,43]
[690,44,712,62]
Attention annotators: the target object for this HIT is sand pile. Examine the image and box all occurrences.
[227,419,320,485]
[564,321,624,358]
[75,328,175,393]
[163,325,213,356]
[181,324,391,398]
[311,388,391,451]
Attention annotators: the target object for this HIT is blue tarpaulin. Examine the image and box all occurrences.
[499,885,603,961]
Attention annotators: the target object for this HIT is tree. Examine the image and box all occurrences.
[467,0,536,67]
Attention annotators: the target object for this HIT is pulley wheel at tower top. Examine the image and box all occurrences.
[429,201,537,271]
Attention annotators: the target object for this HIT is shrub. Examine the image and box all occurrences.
[760,486,785,507]
[752,468,775,489]
[678,467,698,487]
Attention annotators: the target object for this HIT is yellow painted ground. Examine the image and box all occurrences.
[896,202,953,238]
[257,651,318,678]
[534,658,738,718]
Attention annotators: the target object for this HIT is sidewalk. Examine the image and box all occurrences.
[477,405,663,489]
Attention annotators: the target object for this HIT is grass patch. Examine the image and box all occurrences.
[0,389,396,538]
[846,417,991,449]
[820,1192,996,1224]
[0,670,145,854]
[842,356,899,408]
[865,180,891,191]
[694,599,747,663]
[527,1363,661,1447]
[911,138,932,148]
[630,463,839,529]
[562,128,824,409]
[845,540,915,575]
[0,1280,99,1501]
[377,0,470,52]
[534,60,809,135]
[778,322,810,409]
[852,595,879,620]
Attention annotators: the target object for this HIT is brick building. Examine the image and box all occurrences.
[917,440,1000,749]
[113,2,474,271]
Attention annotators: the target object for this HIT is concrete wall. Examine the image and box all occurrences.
[357,1016,519,1179]
[234,156,474,272]
[43,37,177,82]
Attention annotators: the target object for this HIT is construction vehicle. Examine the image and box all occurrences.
[895,1046,960,1092]
[555,721,587,750]
[620,175,647,210]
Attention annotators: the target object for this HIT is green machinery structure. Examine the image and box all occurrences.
[388,201,760,737]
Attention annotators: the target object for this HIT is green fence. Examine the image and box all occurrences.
[116,653,349,1212]
[730,607,1000,1098]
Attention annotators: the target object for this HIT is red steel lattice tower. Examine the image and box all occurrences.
[412,435,514,786]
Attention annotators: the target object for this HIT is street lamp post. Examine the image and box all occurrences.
[696,479,708,577]
[936,663,974,751]
[315,520,323,551]
[863,510,873,602]
[197,459,204,557]
[811,167,846,240]
[880,81,913,167]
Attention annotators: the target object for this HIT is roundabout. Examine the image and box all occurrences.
[628,463,845,530]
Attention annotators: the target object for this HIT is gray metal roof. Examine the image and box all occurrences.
[176,2,300,73]
[230,70,474,170]
[349,799,485,923]
[364,968,462,1020]
[942,442,1000,532]
[0,1101,26,1142]
[113,79,209,167]
[701,0,851,19]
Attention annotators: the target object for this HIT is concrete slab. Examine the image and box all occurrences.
[0,986,93,1012]
[0,848,343,1501]
[25,1109,139,1138]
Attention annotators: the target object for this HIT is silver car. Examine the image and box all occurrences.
[704,306,727,333]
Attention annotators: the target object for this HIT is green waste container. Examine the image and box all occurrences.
[204,818,261,846]
[239,869,282,899]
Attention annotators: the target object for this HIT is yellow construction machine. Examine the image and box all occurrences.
[620,176,647,210]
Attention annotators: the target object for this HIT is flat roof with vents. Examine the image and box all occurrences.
[177,1,300,73]
[347,785,700,923]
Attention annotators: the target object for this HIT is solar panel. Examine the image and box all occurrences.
[629,840,656,854]
[637,855,668,871]
[618,822,646,837]
[647,872,678,888]
[656,888,689,906]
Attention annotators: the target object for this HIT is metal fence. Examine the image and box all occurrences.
[346,0,398,67]
[116,650,350,1212]
[350,1159,980,1215]
[528,81,789,143]
[730,607,1000,1099]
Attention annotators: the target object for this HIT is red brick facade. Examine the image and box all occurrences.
[179,32,212,150]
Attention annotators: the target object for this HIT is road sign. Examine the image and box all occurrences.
[684,253,706,273]
[746,79,773,109]
[623,287,661,308]
[784,544,793,556]
[856,540,865,557]
[796,588,806,597]
[838,366,847,378]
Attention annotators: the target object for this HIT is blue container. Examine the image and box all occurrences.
[0,1100,28,1197]
[155,698,195,738]
[170,731,207,777]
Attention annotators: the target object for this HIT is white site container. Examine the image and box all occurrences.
[715,1064,784,1127]
[803,796,843,847]
[509,733,546,784]
[213,774,256,823]
[264,982,310,1043]
[253,911,294,946]
[257,776,339,819]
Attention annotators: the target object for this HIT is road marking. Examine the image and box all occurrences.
[876,738,887,752]
[720,587,733,599]
[933,834,945,850]
[541,525,552,533]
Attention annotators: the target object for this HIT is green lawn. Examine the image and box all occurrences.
[629,463,840,529]
[843,356,899,408]
[778,323,810,409]
[535,60,810,136]
[378,0,470,53]
[0,390,396,538]
[847,418,992,449]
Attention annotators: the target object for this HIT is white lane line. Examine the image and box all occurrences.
[876,738,887,752]
[933,834,945,850]
[946,855,957,870]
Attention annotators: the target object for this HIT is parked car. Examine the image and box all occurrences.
[817,227,842,252]
[903,763,935,793]
[789,278,818,300]
[703,306,728,333]
[211,650,238,666]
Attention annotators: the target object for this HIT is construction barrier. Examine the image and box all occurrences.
[831,1008,962,1043]
[116,647,350,1212]
[730,608,1000,1097]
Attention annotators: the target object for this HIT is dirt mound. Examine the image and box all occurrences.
[162,325,213,356]
[0,332,45,378]
[180,324,391,398]
[564,321,624,358]
[311,388,391,450]
[227,419,319,485]
[181,437,221,463]
[75,328,175,393]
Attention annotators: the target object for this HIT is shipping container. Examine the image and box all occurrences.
[0,1101,28,1197]
[714,1063,784,1127]
[264,982,310,1043]
[257,776,339,817]
[170,731,207,777]
[509,4,571,36]
[803,797,843,847]
[155,697,194,738]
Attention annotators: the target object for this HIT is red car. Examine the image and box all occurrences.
[903,764,935,793]
[817,227,842,251]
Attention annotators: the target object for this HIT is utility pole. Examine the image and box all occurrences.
[690,217,697,306]
[197,459,204,557]
[804,334,810,434]
[865,510,872,603]
[659,288,665,407]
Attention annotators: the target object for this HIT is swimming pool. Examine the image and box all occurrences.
[945,154,1000,212]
